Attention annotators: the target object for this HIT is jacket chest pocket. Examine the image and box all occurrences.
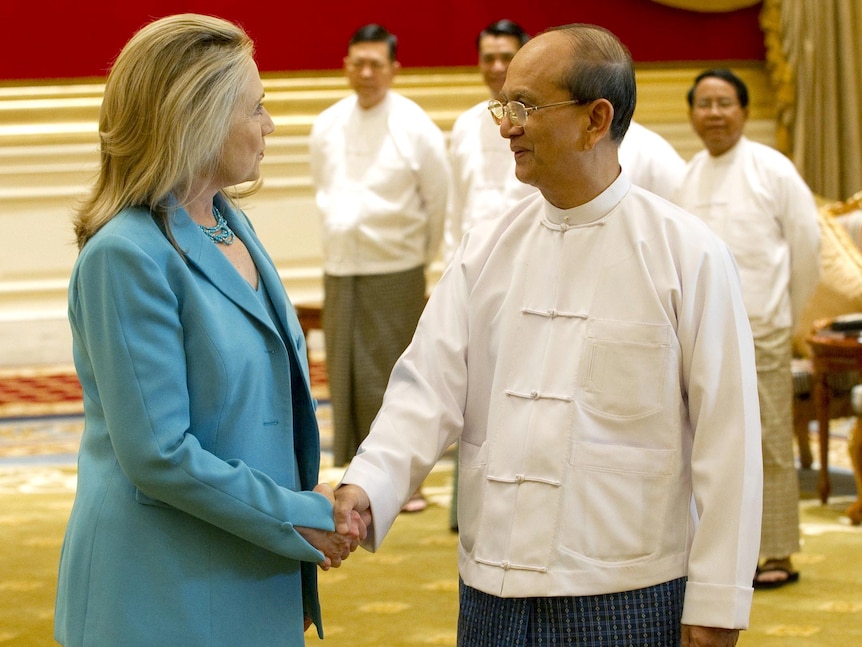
[579,319,671,419]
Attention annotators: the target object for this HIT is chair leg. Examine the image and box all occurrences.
[847,417,862,525]
[793,398,814,469]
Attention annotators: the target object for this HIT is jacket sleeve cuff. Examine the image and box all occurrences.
[681,581,754,629]
[340,458,402,552]
[275,490,334,562]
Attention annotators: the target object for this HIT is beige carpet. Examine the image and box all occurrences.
[1,459,861,647]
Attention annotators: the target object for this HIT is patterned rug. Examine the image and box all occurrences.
[0,357,329,419]
[0,357,333,471]
[0,367,84,420]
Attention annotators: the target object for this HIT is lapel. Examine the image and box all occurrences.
[224,203,311,385]
[169,198,321,486]
[169,200,278,337]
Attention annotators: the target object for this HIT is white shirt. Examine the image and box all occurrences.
[343,172,763,630]
[309,92,450,276]
[619,120,686,201]
[675,136,820,337]
[446,100,537,261]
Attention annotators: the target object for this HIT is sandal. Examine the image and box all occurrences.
[753,560,800,590]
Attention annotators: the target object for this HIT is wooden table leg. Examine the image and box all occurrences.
[814,368,832,504]
[847,418,862,524]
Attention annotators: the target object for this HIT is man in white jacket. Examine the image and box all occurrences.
[445,19,536,262]
[675,68,820,591]
[309,24,450,482]
[336,24,762,647]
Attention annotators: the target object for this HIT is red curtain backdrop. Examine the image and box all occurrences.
[0,0,764,82]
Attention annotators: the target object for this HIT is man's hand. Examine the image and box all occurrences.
[334,484,372,536]
[295,483,366,570]
[681,625,739,647]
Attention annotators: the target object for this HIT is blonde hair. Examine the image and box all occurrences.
[74,13,257,250]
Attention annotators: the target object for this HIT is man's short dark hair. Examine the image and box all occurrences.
[477,19,529,49]
[349,23,397,61]
[686,68,749,108]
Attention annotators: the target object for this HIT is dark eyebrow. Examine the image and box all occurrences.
[517,96,539,107]
[505,89,540,106]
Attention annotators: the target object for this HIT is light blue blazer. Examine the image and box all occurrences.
[55,197,333,646]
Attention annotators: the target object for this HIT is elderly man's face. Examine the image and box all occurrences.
[498,31,588,198]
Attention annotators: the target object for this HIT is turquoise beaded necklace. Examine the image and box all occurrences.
[198,205,236,245]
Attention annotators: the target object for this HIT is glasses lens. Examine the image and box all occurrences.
[488,100,529,126]
[509,102,526,127]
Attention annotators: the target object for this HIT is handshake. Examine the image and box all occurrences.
[297,483,372,570]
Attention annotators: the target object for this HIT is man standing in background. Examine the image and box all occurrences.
[309,24,450,514]
[445,19,536,262]
[676,68,820,590]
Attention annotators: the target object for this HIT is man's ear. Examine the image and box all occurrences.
[584,98,614,150]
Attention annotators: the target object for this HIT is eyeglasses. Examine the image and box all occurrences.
[346,57,389,72]
[693,97,739,111]
[488,98,582,127]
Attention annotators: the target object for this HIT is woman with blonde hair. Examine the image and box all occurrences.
[55,14,361,646]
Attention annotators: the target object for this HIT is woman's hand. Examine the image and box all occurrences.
[296,483,366,570]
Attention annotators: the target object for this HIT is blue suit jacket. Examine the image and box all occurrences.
[55,197,332,646]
